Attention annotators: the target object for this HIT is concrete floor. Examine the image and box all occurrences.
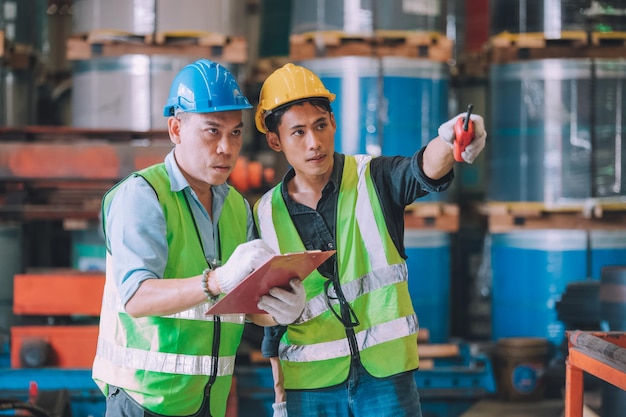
[461,399,565,417]
[461,396,601,417]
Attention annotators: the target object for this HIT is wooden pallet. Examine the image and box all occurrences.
[66,30,247,63]
[453,50,490,78]
[149,30,234,47]
[404,203,459,232]
[0,31,38,69]
[489,30,626,63]
[250,56,291,84]
[289,31,453,62]
[75,29,240,48]
[480,201,626,232]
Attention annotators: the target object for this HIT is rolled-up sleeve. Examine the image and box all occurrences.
[105,176,168,306]
[261,325,287,358]
[371,147,454,208]
[411,147,454,193]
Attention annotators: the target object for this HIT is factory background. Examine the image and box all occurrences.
[1,0,626,416]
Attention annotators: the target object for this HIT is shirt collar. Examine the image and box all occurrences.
[163,149,230,211]
[164,149,187,192]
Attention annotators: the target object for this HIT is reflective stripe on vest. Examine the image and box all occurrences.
[254,155,419,390]
[93,164,248,417]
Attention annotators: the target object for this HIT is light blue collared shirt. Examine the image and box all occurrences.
[104,149,255,305]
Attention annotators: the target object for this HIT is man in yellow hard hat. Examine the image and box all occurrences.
[253,63,487,417]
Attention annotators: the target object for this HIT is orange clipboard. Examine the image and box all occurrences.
[205,250,336,315]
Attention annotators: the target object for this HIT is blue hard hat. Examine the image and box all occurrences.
[163,59,252,116]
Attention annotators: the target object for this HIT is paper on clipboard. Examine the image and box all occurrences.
[205,249,336,315]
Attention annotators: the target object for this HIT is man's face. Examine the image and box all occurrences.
[170,110,244,187]
[268,102,336,180]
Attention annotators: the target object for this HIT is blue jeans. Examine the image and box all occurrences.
[286,364,422,417]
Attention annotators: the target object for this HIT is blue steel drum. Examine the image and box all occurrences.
[298,57,448,156]
[491,230,588,346]
[404,229,451,343]
[489,59,626,205]
[591,231,626,279]
[297,57,451,201]
[491,229,626,347]
[600,265,626,332]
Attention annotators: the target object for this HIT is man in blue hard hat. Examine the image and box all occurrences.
[92,59,306,417]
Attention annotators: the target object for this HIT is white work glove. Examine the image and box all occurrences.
[258,278,306,325]
[215,239,275,294]
[438,112,487,164]
[272,401,287,417]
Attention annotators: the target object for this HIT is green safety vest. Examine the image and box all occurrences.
[93,163,248,416]
[254,155,419,390]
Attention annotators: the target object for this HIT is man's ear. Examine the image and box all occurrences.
[168,116,182,145]
[266,132,282,152]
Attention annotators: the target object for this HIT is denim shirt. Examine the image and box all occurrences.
[260,148,453,357]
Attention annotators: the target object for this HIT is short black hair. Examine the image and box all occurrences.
[264,98,333,134]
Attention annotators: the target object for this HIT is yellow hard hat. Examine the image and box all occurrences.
[255,63,336,133]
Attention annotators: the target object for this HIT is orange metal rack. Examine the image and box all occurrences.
[565,330,626,417]
[0,127,276,220]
